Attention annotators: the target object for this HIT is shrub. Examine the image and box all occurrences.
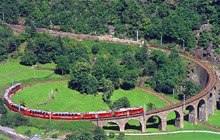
[109,132,115,138]
[25,130,31,137]
[117,132,125,140]
[51,133,58,138]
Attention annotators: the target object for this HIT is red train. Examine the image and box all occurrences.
[114,106,144,116]
[3,83,144,120]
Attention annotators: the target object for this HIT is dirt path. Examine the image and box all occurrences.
[136,86,174,106]
[198,121,220,131]
[0,67,34,78]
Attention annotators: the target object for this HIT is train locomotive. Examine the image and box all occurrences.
[3,83,144,120]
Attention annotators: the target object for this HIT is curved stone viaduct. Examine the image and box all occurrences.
[9,24,220,132]
[90,50,219,132]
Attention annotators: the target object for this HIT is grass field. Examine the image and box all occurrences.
[11,81,168,112]
[0,69,59,86]
[123,132,220,140]
[37,63,56,69]
[202,109,220,128]
[16,126,47,138]
[111,89,168,109]
[0,134,12,140]
[0,59,30,76]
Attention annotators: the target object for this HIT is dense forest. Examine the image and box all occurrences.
[0,20,201,104]
[1,0,220,52]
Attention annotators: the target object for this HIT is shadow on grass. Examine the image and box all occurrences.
[125,123,141,131]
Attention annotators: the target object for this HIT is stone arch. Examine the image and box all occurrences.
[124,119,142,132]
[185,105,196,124]
[102,121,120,131]
[208,93,214,115]
[146,115,163,130]
[166,110,182,128]
[197,99,207,121]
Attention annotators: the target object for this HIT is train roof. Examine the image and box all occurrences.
[53,112,81,114]
[114,106,143,112]
[3,97,12,103]
[3,90,9,97]
[8,83,21,90]
[84,110,112,114]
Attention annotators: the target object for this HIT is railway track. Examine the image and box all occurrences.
[6,24,218,122]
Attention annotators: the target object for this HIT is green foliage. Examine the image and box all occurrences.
[51,133,58,138]
[92,44,100,54]
[117,132,125,140]
[142,59,157,76]
[135,42,149,65]
[24,130,31,137]
[146,103,156,111]
[69,62,99,94]
[20,51,37,66]
[93,127,107,140]
[101,78,114,102]
[1,112,29,128]
[55,55,70,74]
[181,81,203,99]
[121,51,137,70]
[0,99,7,115]
[65,127,106,140]
[109,132,115,138]
[122,70,139,89]
[1,0,220,52]
[199,30,212,49]
[0,25,19,60]
[112,97,130,110]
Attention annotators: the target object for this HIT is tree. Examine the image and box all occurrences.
[142,59,157,76]
[146,103,156,111]
[69,62,91,89]
[55,55,70,74]
[100,78,114,102]
[91,44,100,54]
[122,70,139,89]
[93,127,107,140]
[121,51,137,70]
[199,30,212,49]
[182,81,203,99]
[150,50,169,69]
[82,74,99,95]
[20,51,37,66]
[117,132,125,140]
[135,42,149,65]
[106,64,121,88]
[0,99,7,115]
[112,97,130,110]
[186,33,196,50]
[69,62,99,95]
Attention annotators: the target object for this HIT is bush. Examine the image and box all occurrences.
[109,132,115,138]
[51,133,58,138]
[111,97,130,110]
[92,44,100,54]
[25,130,32,137]
[117,132,125,140]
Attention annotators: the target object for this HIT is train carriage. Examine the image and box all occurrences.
[8,83,21,95]
[114,106,143,117]
[52,112,81,120]
[83,110,113,119]
[3,89,10,98]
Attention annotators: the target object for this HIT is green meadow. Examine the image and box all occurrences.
[11,81,168,112]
